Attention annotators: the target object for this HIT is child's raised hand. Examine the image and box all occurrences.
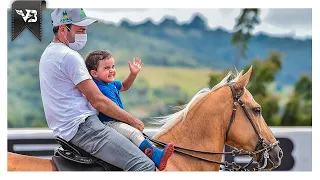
[128,57,143,76]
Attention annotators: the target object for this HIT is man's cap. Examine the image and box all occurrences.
[51,8,98,26]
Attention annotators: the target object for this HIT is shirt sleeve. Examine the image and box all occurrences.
[112,80,122,91]
[61,52,92,85]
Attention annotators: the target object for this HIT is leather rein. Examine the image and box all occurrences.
[143,83,279,171]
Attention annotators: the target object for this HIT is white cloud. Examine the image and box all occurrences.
[263,8,312,29]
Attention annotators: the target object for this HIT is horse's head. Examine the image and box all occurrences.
[219,66,282,170]
[153,66,282,171]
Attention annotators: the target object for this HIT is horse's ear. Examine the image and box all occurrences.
[234,66,252,90]
[237,70,244,78]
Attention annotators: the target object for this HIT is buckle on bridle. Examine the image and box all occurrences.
[258,150,270,170]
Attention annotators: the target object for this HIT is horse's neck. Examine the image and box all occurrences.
[154,103,227,171]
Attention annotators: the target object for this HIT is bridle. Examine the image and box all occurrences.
[143,83,280,171]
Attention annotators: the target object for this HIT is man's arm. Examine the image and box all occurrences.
[76,79,144,131]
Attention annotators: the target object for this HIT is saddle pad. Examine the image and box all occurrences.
[52,155,118,171]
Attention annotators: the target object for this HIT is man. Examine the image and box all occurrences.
[39,8,155,171]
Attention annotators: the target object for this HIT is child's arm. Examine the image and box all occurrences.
[121,57,143,92]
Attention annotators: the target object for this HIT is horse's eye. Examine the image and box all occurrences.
[253,107,261,115]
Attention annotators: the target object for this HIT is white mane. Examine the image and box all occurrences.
[151,70,241,137]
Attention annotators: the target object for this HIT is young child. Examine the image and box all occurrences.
[85,50,174,171]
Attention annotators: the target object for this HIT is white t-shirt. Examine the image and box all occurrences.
[39,42,97,141]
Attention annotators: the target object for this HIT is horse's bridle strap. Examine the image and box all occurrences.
[225,84,264,143]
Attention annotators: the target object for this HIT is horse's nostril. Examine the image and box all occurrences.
[278,149,283,159]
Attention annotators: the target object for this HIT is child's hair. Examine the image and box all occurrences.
[85,50,113,73]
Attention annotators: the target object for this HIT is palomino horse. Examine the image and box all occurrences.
[8,67,283,171]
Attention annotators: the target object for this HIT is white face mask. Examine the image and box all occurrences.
[64,26,87,51]
[69,34,87,51]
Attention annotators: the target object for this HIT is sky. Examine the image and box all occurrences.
[85,8,312,39]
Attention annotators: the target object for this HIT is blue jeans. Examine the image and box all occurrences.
[69,115,155,171]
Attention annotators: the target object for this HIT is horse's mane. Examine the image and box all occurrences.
[151,70,241,137]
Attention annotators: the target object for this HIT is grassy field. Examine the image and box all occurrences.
[115,65,216,97]
[116,65,293,101]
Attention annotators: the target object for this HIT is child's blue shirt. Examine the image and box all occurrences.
[93,79,124,122]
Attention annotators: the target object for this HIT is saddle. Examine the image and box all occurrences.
[52,136,123,171]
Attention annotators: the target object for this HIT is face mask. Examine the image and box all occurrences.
[69,34,87,51]
[64,26,87,51]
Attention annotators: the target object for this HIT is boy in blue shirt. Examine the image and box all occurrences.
[85,50,174,171]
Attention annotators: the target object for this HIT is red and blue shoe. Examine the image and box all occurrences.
[139,139,174,171]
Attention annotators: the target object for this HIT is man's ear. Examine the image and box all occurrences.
[59,25,66,32]
[90,70,98,78]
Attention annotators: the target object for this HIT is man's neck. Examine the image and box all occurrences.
[52,39,60,43]
[52,36,67,45]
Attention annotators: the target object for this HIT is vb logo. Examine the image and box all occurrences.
[11,1,45,41]
[15,9,37,22]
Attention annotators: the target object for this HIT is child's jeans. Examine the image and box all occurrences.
[104,120,145,147]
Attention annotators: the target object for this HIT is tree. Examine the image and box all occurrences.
[280,94,300,126]
[281,74,312,126]
[244,51,282,95]
[231,8,261,69]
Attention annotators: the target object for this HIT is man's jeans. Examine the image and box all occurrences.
[70,115,155,171]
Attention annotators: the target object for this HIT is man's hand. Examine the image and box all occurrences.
[131,118,144,132]
[128,57,143,76]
